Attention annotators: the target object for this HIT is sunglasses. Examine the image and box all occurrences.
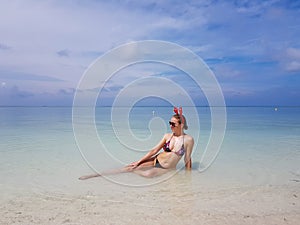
[169,121,177,127]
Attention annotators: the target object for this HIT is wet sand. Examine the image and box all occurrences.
[1,173,299,225]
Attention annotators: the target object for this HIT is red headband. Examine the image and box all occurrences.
[173,106,185,125]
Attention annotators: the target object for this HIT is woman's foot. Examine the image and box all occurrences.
[78,174,101,180]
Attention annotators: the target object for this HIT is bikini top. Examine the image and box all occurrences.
[163,134,185,156]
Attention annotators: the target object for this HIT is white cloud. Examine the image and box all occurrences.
[286,48,300,59]
[235,0,280,14]
[0,0,299,105]
[0,0,202,87]
[285,61,300,72]
[283,48,300,72]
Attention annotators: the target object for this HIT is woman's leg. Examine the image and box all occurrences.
[78,166,132,180]
[78,158,155,180]
[133,167,169,178]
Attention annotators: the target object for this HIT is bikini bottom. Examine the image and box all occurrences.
[153,157,165,169]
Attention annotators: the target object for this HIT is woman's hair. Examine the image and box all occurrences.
[173,114,188,130]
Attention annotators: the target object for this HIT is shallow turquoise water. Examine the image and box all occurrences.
[0,106,299,197]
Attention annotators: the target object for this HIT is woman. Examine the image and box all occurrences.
[79,107,194,179]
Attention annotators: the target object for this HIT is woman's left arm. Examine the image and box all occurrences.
[184,136,194,170]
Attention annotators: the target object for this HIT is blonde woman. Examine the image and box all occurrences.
[79,107,194,179]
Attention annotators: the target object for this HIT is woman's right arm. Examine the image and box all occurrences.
[130,134,168,168]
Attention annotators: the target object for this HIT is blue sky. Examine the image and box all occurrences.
[0,0,299,106]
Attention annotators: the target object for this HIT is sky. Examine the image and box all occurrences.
[0,0,299,106]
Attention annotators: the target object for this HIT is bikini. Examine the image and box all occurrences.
[154,158,165,168]
[154,134,185,168]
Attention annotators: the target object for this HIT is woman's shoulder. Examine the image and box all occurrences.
[163,133,173,139]
[184,134,194,142]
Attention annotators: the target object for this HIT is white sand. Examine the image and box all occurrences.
[1,175,299,225]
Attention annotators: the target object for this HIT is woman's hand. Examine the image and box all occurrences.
[128,161,140,169]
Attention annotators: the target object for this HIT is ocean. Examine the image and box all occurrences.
[0,106,299,200]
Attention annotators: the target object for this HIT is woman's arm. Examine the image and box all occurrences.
[184,135,194,170]
[79,134,169,180]
[130,134,168,168]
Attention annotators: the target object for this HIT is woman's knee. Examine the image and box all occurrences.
[142,169,158,178]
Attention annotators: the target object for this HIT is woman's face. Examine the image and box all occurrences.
[169,117,181,132]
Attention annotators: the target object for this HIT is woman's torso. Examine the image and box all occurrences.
[157,133,188,169]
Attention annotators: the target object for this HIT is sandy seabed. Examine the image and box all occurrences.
[1,178,299,225]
